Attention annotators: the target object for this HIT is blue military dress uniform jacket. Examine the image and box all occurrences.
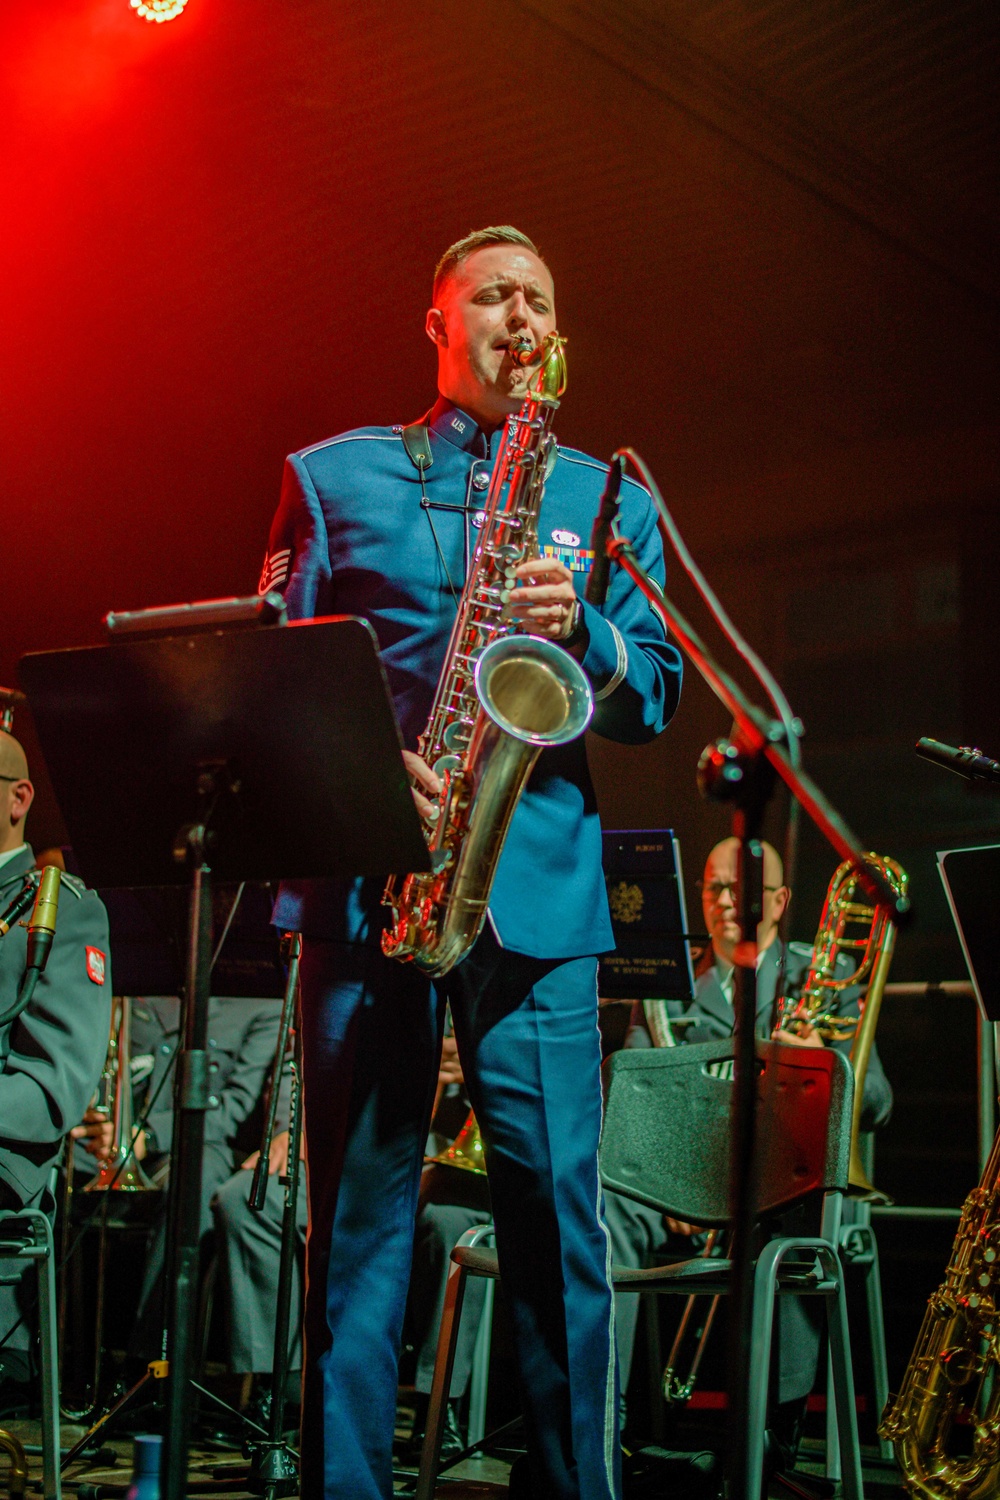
[262,396,683,960]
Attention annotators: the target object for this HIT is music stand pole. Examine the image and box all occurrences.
[163,783,227,1500]
[247,967,304,1499]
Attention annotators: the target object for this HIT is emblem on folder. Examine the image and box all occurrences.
[607,881,644,925]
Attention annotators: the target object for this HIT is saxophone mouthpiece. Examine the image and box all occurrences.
[508,335,538,367]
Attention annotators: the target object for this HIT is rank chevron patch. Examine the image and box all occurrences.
[258,547,292,595]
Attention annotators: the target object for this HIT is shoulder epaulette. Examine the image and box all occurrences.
[17,866,88,899]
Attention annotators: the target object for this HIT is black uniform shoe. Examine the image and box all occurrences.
[505,1454,538,1498]
[399,1397,465,1465]
[622,1446,720,1499]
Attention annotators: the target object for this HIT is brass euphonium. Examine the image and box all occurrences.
[880,1132,1000,1499]
[84,996,155,1192]
[780,853,908,1202]
[382,334,594,976]
[428,1108,487,1175]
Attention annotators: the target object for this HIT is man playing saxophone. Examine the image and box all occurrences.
[259,226,683,1500]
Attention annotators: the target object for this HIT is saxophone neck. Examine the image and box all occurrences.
[508,331,568,403]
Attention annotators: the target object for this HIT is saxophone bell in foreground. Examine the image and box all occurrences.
[382,332,594,976]
[880,1127,1000,1500]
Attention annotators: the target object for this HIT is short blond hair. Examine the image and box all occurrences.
[432,226,542,302]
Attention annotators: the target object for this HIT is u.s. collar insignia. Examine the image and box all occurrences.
[551,528,580,547]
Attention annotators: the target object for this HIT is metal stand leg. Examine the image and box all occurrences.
[415,1255,469,1500]
[825,1261,864,1500]
[841,1207,893,1462]
[34,1212,62,1500]
[645,1292,665,1445]
[819,1195,843,1484]
[247,949,304,1500]
[0,1212,62,1500]
[466,1276,494,1448]
[745,1246,782,1500]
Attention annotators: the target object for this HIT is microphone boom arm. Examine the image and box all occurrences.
[604,530,910,923]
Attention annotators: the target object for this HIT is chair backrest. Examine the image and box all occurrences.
[599,1039,853,1227]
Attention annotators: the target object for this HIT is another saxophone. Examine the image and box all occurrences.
[880,1136,1000,1499]
[382,333,594,976]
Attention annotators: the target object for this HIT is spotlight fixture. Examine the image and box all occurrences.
[130,0,188,21]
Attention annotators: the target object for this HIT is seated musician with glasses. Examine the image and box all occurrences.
[604,835,893,1470]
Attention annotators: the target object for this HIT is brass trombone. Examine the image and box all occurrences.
[427,1108,487,1175]
[779,853,908,1201]
[84,996,155,1193]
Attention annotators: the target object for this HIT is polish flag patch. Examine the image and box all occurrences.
[86,947,106,985]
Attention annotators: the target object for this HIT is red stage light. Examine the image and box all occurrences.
[129,0,188,21]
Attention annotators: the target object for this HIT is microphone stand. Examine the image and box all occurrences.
[593,475,908,1500]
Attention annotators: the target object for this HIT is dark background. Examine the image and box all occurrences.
[2,0,999,1398]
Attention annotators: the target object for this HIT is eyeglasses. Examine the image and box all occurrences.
[0,774,22,783]
[697,880,780,899]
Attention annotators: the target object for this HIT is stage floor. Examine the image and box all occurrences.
[1,1419,910,1496]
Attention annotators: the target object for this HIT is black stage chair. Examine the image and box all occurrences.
[0,1207,62,1499]
[414,1039,863,1500]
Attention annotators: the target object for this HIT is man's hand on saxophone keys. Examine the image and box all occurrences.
[508,559,585,655]
[402,750,443,822]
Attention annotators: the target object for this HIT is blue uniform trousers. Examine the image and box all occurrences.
[298,930,620,1500]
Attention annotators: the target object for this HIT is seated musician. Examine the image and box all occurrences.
[71,992,294,1394]
[604,835,893,1467]
[0,729,111,1408]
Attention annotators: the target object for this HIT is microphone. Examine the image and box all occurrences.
[0,866,62,1028]
[25,865,62,975]
[586,455,626,608]
[915,738,1000,784]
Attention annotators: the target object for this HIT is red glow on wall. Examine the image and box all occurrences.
[2,0,196,122]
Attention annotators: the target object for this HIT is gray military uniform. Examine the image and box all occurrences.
[129,994,287,1361]
[604,940,893,1407]
[1,845,112,1356]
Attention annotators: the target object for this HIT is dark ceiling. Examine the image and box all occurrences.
[1,0,997,850]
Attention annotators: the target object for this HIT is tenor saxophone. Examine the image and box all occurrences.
[382,333,594,976]
[880,1132,1000,1499]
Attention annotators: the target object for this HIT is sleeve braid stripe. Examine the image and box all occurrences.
[594,622,628,701]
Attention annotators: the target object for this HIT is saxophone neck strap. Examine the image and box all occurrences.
[402,422,433,472]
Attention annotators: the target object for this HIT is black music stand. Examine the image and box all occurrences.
[21,615,429,1500]
[938,844,1000,1022]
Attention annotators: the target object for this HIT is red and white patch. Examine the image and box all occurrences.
[258,548,292,596]
[86,947,106,985]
